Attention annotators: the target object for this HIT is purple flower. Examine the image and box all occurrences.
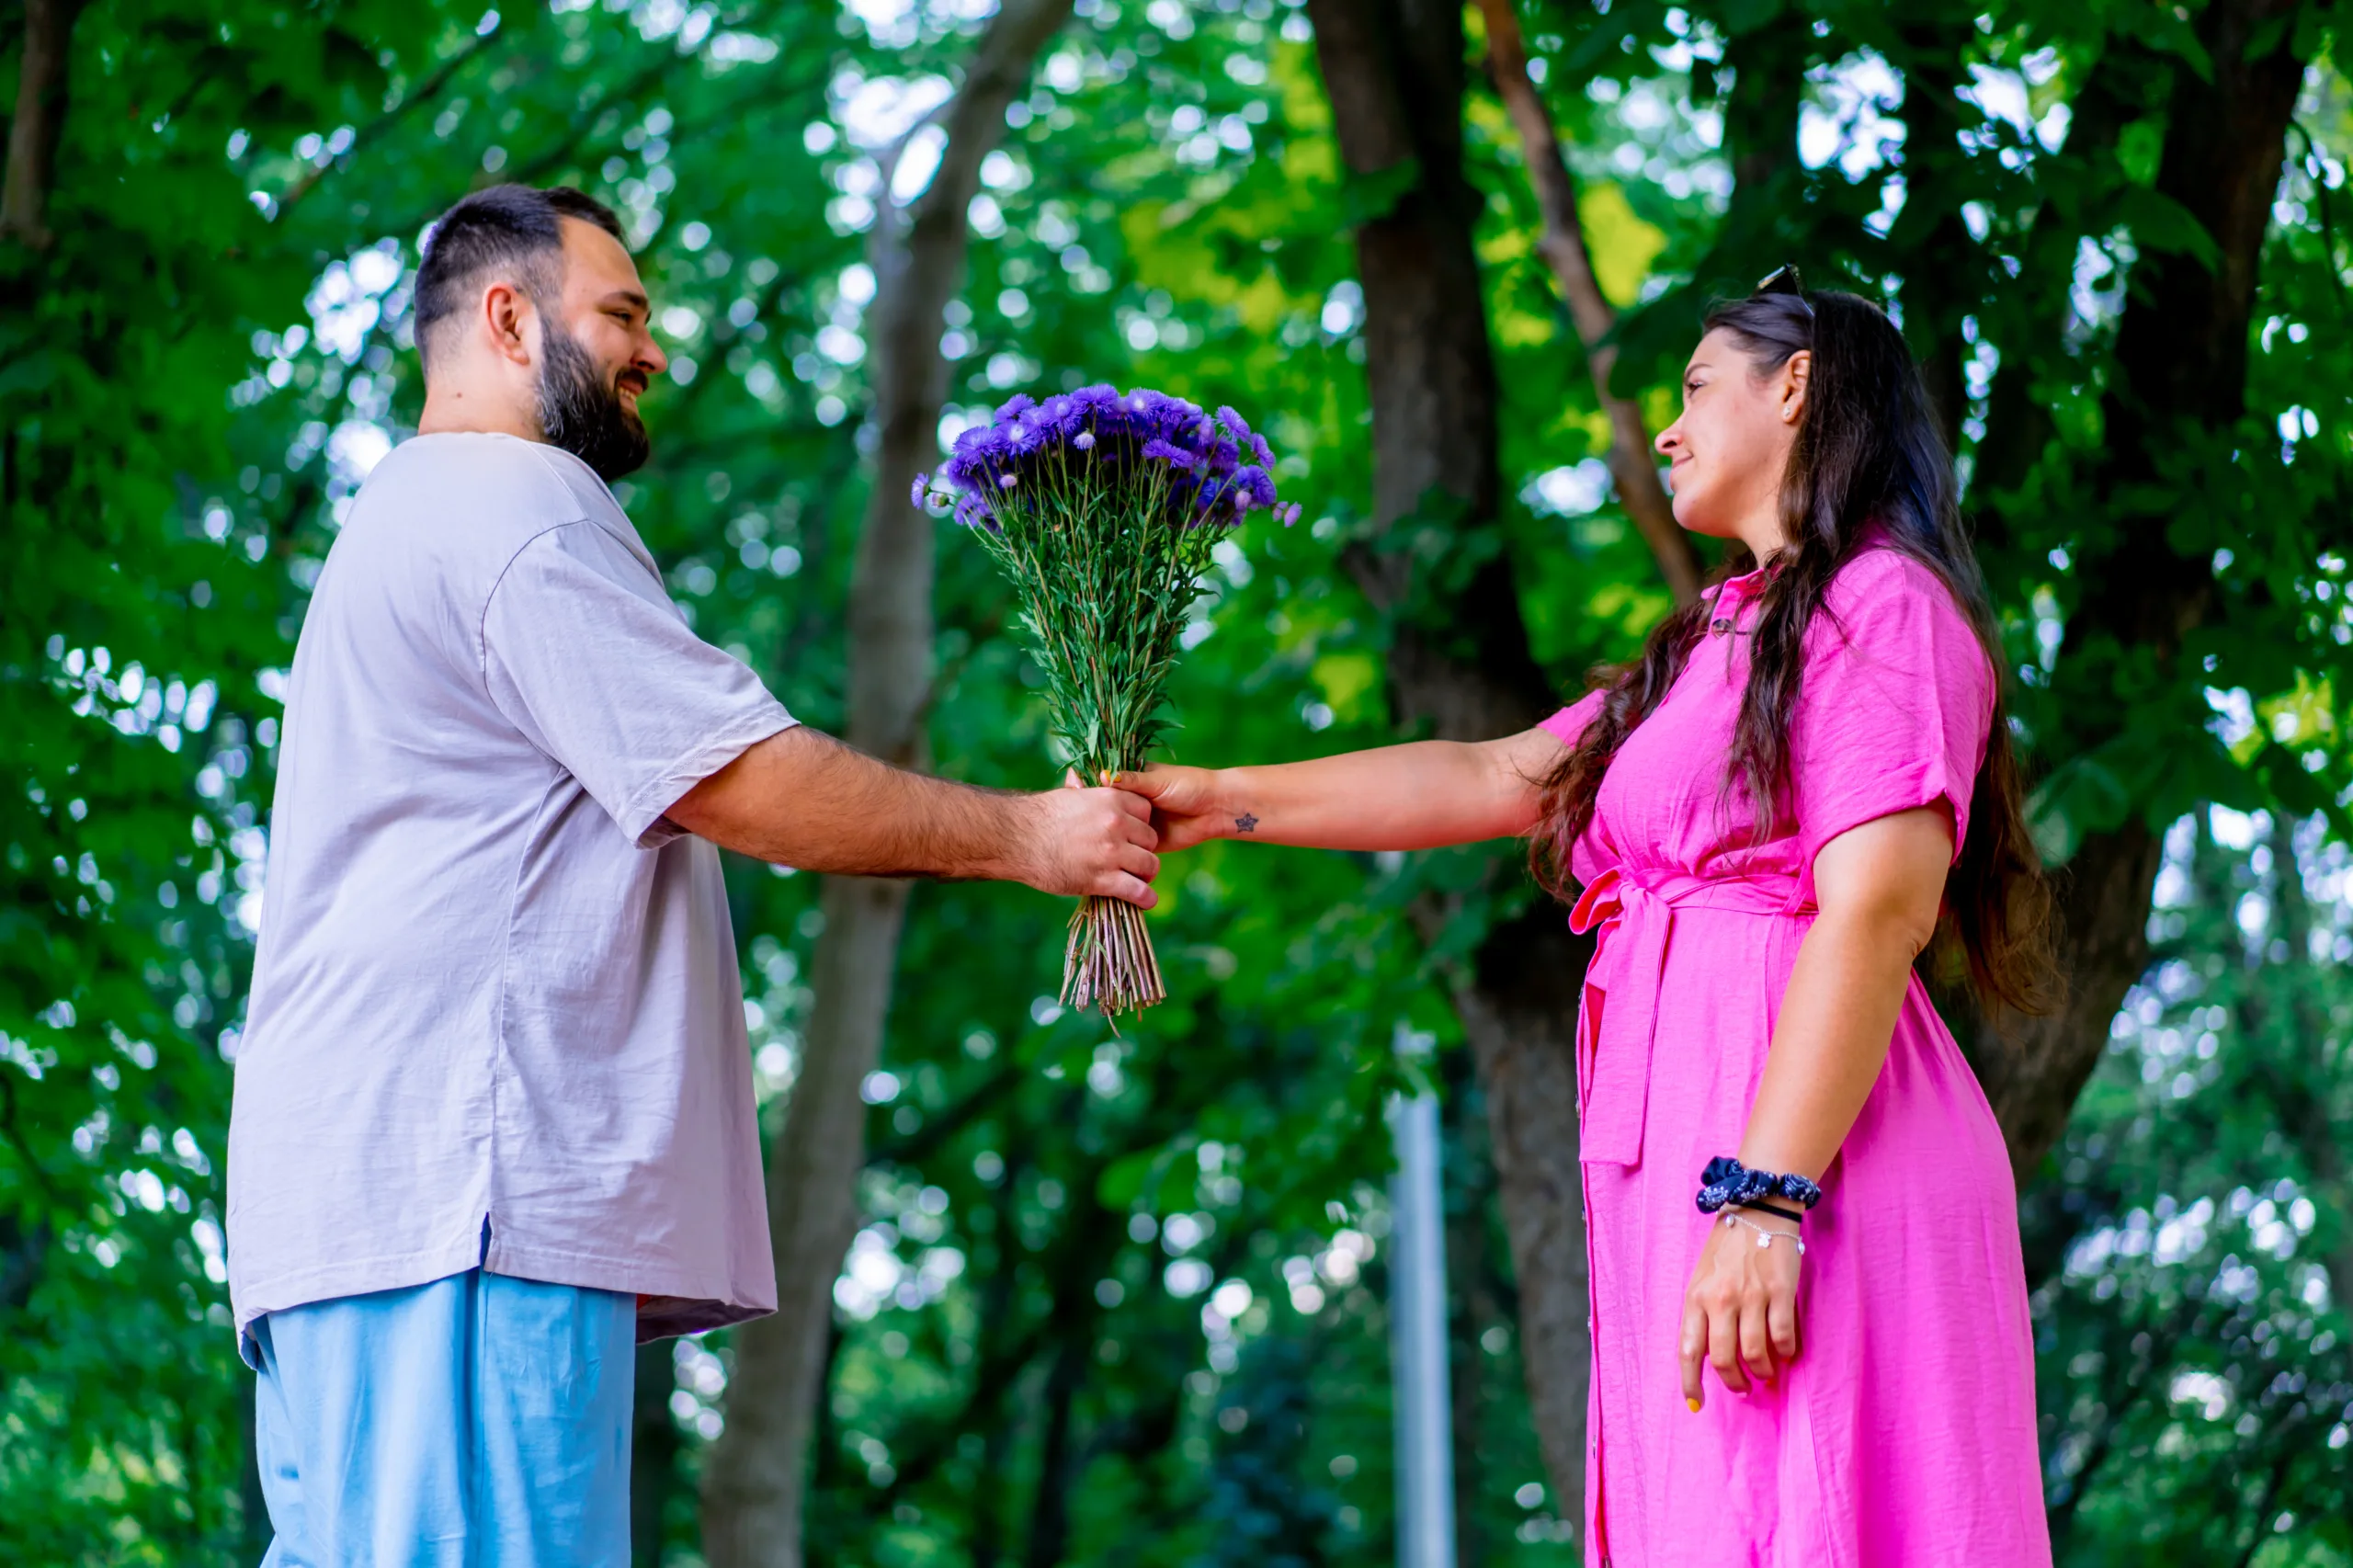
[943,424,1007,490]
[1071,383,1121,417]
[927,384,1290,536]
[1226,465,1278,513]
[1131,392,1197,438]
[1283,501,1303,526]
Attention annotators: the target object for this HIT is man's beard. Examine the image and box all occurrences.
[536,322,651,482]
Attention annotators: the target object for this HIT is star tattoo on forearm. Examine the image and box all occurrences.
[1233,812,1258,833]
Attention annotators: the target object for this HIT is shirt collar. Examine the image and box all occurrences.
[1711,557,1774,612]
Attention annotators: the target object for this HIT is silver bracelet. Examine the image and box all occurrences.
[1722,1210,1805,1256]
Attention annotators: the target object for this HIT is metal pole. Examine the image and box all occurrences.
[1388,1028,1456,1568]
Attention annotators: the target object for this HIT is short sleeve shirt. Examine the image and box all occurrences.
[1540,544,1993,901]
[226,433,796,1355]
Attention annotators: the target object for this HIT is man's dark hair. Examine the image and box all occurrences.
[413,185,625,371]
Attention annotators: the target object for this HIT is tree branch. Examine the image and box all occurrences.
[1,0,90,248]
[1475,0,1699,605]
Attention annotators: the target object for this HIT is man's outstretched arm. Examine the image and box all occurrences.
[665,726,1161,906]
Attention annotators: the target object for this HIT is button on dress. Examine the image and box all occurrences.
[1540,546,2052,1566]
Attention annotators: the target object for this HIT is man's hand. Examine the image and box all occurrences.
[667,727,1160,905]
[1018,786,1161,905]
[1108,764,1229,853]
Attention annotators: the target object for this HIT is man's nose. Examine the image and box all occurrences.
[640,336,669,377]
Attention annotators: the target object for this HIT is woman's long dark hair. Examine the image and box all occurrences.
[1530,283,2059,1017]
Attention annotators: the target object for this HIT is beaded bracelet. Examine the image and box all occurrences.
[1695,1156,1823,1215]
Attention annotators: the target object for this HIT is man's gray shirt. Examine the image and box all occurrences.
[228,432,794,1355]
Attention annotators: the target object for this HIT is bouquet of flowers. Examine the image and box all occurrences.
[915,386,1297,1019]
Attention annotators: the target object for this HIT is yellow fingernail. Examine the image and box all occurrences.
[1687,1397,1701,1414]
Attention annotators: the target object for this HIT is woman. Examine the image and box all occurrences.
[1118,271,2057,1565]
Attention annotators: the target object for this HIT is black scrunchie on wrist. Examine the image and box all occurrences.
[1733,1199,1807,1225]
[1695,1156,1823,1214]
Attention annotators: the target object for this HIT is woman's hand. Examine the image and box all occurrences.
[1109,764,1230,853]
[1679,1211,1802,1410]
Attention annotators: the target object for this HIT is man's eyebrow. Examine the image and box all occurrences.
[601,289,651,312]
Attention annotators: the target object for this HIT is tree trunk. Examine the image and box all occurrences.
[1474,0,1699,606]
[1971,0,2309,1180]
[1449,909,1594,1525]
[698,6,1073,1563]
[1305,0,1593,1533]
[1,0,86,248]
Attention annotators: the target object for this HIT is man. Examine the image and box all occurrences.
[225,184,1158,1563]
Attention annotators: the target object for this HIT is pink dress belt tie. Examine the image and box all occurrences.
[1566,865,1809,1167]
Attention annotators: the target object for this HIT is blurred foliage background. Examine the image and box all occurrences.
[3,0,2352,1563]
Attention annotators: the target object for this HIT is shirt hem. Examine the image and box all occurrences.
[233,1233,485,1369]
[483,1236,778,1342]
[234,1233,779,1366]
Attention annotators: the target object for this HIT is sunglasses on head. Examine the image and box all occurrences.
[1754,264,1813,314]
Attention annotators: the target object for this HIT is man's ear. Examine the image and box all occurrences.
[483,279,535,369]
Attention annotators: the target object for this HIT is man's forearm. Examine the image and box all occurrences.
[667,727,1041,881]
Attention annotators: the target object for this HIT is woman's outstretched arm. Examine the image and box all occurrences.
[1113,726,1565,853]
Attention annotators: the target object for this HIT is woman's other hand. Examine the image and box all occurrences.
[1108,764,1229,853]
[1678,1210,1802,1409]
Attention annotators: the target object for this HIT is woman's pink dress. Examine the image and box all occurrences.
[1540,546,2051,1567]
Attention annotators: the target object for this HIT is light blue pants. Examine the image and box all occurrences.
[250,1268,637,1567]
